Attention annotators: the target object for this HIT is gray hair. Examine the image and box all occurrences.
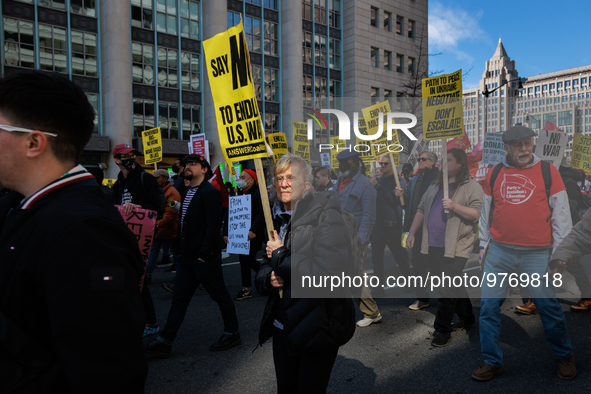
[420,150,438,163]
[273,153,313,185]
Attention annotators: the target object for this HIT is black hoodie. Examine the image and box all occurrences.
[111,165,161,213]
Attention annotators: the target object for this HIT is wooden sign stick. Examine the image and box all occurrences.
[388,152,405,206]
[442,140,449,213]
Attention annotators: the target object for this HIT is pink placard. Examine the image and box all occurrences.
[116,205,157,290]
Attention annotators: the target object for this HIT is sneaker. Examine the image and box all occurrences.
[162,282,175,293]
[144,338,171,358]
[156,255,173,268]
[408,300,429,311]
[356,314,383,327]
[431,331,451,347]
[210,333,241,351]
[515,299,537,315]
[472,362,503,381]
[143,324,159,337]
[556,353,576,380]
[570,298,591,311]
[453,318,476,331]
[234,288,253,300]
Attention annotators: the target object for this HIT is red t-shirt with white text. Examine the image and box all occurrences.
[484,161,565,247]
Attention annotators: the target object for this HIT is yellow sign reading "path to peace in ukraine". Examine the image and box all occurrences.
[203,21,268,163]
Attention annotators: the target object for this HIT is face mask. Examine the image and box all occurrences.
[121,159,136,171]
[237,180,248,189]
[339,161,351,175]
[171,165,179,173]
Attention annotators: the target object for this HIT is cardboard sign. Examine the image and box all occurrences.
[537,130,567,168]
[481,132,505,165]
[141,127,162,165]
[361,100,401,157]
[320,152,331,169]
[407,133,429,167]
[422,69,464,141]
[116,206,157,290]
[571,134,591,173]
[268,132,289,162]
[102,178,116,188]
[292,122,310,164]
[226,195,251,255]
[203,22,268,163]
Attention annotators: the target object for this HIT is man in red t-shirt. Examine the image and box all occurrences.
[472,126,575,382]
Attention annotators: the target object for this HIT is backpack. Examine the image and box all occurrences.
[140,172,165,220]
[488,160,552,224]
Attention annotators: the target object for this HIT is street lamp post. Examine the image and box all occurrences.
[482,77,524,135]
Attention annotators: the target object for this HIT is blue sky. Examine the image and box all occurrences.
[428,0,591,89]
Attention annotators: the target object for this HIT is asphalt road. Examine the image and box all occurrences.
[144,249,591,394]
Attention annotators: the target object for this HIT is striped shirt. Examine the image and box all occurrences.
[181,186,199,233]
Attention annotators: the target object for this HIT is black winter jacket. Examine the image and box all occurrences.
[255,191,355,355]
[373,174,404,228]
[0,180,147,393]
[559,165,583,225]
[111,165,161,213]
[174,180,222,260]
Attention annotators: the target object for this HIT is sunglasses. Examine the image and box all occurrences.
[0,124,58,138]
[418,157,431,162]
[379,162,390,166]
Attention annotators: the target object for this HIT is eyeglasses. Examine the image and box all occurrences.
[274,175,297,185]
[418,157,431,162]
[379,162,390,166]
[0,124,58,138]
[185,161,200,167]
[120,154,136,160]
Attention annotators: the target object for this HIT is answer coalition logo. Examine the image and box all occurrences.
[500,174,537,204]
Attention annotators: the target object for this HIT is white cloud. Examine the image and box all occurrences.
[429,2,486,62]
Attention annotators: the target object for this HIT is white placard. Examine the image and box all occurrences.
[226,195,251,255]
[320,152,331,169]
[537,130,567,168]
[482,133,506,165]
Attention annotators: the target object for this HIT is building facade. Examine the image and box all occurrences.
[0,0,428,177]
[461,38,591,160]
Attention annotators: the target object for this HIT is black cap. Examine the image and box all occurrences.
[402,163,413,174]
[336,150,360,161]
[502,125,536,144]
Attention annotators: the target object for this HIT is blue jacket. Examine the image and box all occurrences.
[334,172,376,245]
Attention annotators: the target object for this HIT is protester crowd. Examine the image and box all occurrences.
[2,71,591,393]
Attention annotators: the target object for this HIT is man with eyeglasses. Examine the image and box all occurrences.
[395,151,439,311]
[473,125,575,381]
[368,156,411,297]
[145,153,240,357]
[0,71,147,392]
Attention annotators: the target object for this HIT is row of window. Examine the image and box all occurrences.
[15,0,97,17]
[302,32,340,70]
[227,12,278,57]
[4,18,98,76]
[370,6,415,37]
[370,87,405,110]
[131,0,200,39]
[370,47,414,75]
[303,0,340,28]
[133,99,201,139]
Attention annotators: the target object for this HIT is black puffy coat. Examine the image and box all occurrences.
[255,191,356,355]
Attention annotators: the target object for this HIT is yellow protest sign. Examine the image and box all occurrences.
[102,178,116,188]
[330,136,349,170]
[361,100,401,158]
[355,116,376,167]
[203,22,268,163]
[141,127,162,165]
[571,134,591,173]
[268,132,289,162]
[292,122,310,164]
[422,69,464,141]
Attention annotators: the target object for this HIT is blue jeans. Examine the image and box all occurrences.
[479,241,572,367]
[146,238,173,276]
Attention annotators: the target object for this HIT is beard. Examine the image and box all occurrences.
[184,172,193,180]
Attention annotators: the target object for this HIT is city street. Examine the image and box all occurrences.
[144,250,591,394]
